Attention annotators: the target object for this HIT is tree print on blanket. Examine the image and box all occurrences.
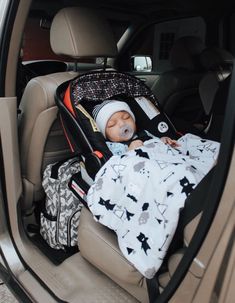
[111,164,126,183]
[113,206,135,222]
[154,201,168,228]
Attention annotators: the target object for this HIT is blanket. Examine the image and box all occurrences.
[87,134,220,278]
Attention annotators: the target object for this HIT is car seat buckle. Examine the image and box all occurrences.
[93,150,103,159]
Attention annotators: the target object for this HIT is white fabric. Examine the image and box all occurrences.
[87,134,220,278]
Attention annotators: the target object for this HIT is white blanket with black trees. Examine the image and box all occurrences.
[87,134,220,278]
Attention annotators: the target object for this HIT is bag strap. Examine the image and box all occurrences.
[50,158,69,179]
[50,157,79,179]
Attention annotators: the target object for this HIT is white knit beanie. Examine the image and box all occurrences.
[92,100,135,137]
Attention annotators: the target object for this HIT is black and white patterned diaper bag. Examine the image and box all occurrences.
[40,157,83,250]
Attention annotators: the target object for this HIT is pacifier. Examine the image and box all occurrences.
[119,124,134,140]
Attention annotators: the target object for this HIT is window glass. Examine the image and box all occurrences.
[129,16,206,73]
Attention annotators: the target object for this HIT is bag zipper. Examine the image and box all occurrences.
[67,208,81,247]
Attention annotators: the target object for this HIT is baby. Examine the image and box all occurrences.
[92,100,179,156]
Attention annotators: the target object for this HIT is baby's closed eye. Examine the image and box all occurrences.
[122,112,130,120]
[107,120,116,128]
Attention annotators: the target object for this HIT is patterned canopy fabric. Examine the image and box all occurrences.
[70,71,156,105]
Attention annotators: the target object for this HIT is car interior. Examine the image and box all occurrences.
[1,0,235,302]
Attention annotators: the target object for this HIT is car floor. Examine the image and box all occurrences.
[0,255,18,302]
[0,279,19,303]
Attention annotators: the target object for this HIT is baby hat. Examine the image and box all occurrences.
[92,100,135,137]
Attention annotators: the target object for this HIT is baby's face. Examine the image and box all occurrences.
[105,111,136,142]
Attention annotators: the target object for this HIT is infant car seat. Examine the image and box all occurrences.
[56,70,180,180]
[55,69,221,303]
[55,70,183,302]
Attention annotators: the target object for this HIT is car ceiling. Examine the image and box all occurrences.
[30,0,234,24]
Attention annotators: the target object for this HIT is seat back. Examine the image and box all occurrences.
[151,36,206,131]
[198,47,233,140]
[19,7,118,212]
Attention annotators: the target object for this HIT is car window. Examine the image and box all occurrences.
[128,16,206,73]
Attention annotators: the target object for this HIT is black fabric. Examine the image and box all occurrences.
[56,81,113,163]
[136,130,153,142]
[50,157,72,179]
[115,130,154,147]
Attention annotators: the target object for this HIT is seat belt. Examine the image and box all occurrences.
[178,166,215,229]
[146,167,215,302]
[146,275,160,303]
[166,166,215,258]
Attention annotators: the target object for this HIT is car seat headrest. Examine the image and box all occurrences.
[50,7,118,58]
[170,36,205,71]
[199,72,220,115]
[199,47,233,115]
[200,47,233,72]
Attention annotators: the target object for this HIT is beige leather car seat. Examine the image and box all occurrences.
[19,7,117,213]
[78,207,149,303]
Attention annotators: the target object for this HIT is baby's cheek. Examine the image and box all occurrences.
[106,127,121,142]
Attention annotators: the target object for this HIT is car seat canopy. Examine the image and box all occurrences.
[70,71,156,105]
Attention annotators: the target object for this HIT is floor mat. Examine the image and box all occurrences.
[0,283,19,303]
[30,233,79,265]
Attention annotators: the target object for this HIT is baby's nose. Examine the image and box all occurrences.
[118,119,125,127]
